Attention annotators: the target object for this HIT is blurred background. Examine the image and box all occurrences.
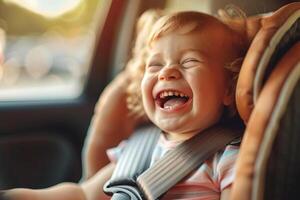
[0,0,100,101]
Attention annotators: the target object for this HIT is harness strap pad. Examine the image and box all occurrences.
[104,125,161,199]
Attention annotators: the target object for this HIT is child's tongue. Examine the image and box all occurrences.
[163,97,187,110]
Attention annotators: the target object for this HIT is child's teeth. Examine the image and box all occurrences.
[159,91,189,99]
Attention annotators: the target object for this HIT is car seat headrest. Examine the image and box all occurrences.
[235,2,300,124]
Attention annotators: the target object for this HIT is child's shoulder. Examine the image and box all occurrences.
[213,142,240,170]
[203,141,240,171]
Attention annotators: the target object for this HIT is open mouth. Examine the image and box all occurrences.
[155,90,191,110]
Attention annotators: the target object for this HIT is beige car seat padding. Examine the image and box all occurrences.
[236,2,300,124]
[231,42,300,200]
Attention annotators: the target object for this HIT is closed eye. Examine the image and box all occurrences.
[146,61,164,71]
[181,58,201,68]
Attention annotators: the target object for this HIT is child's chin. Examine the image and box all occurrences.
[160,125,184,136]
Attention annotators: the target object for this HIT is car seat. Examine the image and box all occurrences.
[231,2,300,200]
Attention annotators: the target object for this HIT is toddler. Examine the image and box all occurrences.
[106,10,246,200]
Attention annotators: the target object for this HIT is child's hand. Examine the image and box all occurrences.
[94,70,145,128]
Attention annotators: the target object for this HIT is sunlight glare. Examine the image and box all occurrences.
[4,0,83,18]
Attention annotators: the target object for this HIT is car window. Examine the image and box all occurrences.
[0,0,108,101]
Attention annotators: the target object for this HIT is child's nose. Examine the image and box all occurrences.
[158,66,181,81]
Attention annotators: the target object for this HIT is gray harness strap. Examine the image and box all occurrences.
[104,125,242,200]
[104,125,161,200]
[137,126,242,200]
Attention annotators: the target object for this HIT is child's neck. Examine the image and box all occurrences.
[164,130,199,142]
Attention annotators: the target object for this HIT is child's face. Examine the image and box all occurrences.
[141,24,234,141]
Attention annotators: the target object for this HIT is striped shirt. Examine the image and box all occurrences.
[107,133,239,200]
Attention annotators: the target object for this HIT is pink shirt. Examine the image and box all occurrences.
[107,134,239,200]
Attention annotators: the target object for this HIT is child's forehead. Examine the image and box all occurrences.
[147,25,238,61]
[150,19,229,45]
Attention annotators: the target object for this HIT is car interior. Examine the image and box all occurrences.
[0,0,299,199]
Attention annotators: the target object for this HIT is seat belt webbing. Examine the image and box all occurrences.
[137,126,242,200]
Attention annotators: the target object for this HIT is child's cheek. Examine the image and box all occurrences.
[140,75,151,102]
[140,74,148,93]
[141,71,155,90]
[141,73,157,104]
